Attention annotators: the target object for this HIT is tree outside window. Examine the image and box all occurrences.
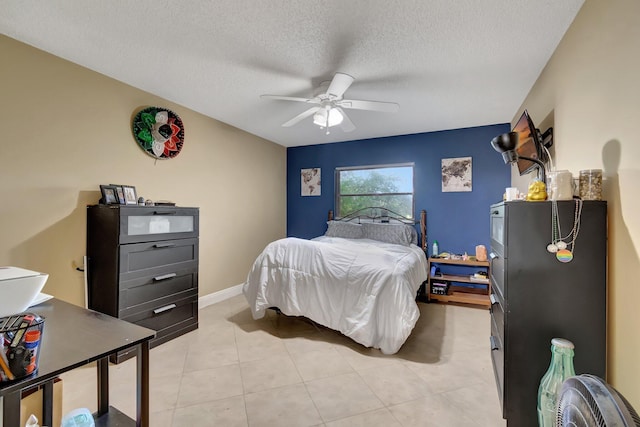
[336,164,414,219]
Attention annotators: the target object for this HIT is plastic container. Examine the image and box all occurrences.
[61,408,95,427]
[537,338,576,427]
[578,169,603,200]
[432,241,439,257]
[0,312,45,383]
[547,170,574,201]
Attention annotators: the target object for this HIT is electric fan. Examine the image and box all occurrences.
[557,374,640,426]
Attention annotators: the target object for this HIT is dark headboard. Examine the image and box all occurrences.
[328,207,427,252]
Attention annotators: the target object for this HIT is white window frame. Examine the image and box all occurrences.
[335,163,415,219]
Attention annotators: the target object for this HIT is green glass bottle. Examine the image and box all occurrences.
[537,338,576,427]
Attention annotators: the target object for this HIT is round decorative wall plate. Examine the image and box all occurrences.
[132,107,185,159]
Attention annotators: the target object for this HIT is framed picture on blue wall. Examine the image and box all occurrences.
[442,157,472,192]
[301,168,321,196]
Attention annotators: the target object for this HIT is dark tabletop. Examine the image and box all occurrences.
[0,298,155,395]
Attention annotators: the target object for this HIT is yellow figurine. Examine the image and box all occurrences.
[527,179,548,201]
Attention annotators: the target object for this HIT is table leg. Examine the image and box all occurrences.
[97,356,109,416]
[136,341,150,427]
[42,381,54,427]
[2,390,21,427]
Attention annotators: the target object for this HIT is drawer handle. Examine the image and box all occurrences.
[153,211,176,215]
[490,336,499,351]
[153,304,177,314]
[490,294,497,305]
[491,210,499,215]
[153,273,177,282]
[153,243,176,248]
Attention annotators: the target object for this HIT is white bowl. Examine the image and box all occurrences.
[0,267,49,318]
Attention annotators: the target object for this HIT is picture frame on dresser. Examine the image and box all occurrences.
[99,185,119,205]
[114,186,126,204]
[122,185,137,205]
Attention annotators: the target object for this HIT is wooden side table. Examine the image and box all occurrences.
[426,257,491,308]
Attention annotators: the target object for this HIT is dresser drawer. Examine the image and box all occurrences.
[119,206,199,244]
[490,316,505,413]
[122,293,197,332]
[490,252,505,302]
[119,268,197,310]
[490,294,505,342]
[119,238,198,279]
[490,203,505,257]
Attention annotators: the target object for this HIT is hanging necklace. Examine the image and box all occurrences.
[547,199,583,262]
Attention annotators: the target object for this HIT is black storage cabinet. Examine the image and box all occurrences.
[489,200,607,426]
[87,205,199,363]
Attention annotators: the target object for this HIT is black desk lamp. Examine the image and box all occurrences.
[490,131,546,184]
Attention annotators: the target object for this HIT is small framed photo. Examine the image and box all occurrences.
[99,185,119,205]
[114,186,126,204]
[122,185,138,205]
[109,184,127,205]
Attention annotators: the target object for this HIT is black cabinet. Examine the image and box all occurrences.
[489,201,607,426]
[87,205,199,363]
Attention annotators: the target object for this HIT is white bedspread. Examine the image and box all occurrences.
[242,236,428,354]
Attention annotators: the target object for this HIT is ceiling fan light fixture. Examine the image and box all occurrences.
[313,107,343,127]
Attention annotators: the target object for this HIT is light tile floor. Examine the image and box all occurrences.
[60,296,506,426]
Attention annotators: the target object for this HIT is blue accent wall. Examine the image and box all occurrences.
[287,124,511,255]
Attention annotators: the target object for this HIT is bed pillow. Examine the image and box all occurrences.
[362,222,418,246]
[325,221,364,239]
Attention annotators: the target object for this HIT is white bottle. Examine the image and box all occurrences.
[432,240,439,257]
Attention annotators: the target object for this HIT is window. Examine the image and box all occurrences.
[336,163,414,219]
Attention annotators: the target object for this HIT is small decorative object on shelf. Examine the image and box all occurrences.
[526,179,548,201]
[537,338,576,427]
[475,244,487,261]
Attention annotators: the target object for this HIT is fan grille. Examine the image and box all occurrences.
[557,375,640,427]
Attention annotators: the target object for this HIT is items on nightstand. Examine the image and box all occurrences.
[475,245,487,261]
[430,281,449,295]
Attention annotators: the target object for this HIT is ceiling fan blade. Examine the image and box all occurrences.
[282,107,321,127]
[337,99,400,113]
[335,107,355,132]
[326,73,355,98]
[261,94,320,104]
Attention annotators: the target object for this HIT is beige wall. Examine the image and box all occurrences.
[0,35,286,305]
[511,0,640,407]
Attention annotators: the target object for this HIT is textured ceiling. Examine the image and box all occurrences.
[1,1,584,147]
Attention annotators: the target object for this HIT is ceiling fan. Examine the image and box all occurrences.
[261,73,399,134]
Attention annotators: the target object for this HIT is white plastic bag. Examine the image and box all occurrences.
[25,414,39,427]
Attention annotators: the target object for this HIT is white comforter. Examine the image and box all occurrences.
[243,236,428,354]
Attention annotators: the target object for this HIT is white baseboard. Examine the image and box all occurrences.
[198,283,243,309]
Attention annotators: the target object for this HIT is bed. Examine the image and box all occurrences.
[242,208,428,354]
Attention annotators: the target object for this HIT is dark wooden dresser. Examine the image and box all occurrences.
[489,200,607,426]
[87,205,199,363]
